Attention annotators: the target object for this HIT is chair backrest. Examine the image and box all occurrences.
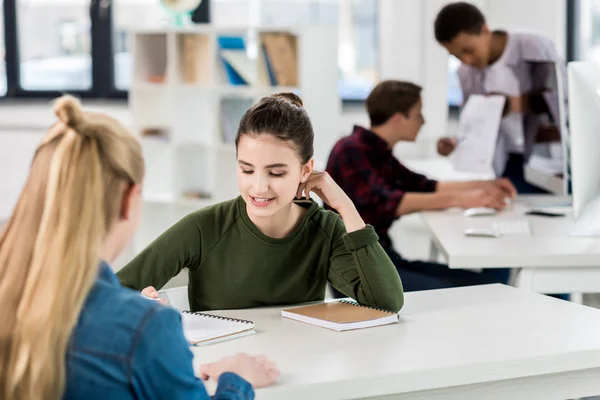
[158,286,189,311]
[161,284,334,311]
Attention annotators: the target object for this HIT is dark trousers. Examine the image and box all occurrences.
[502,153,547,195]
[332,245,509,298]
[382,246,510,292]
[333,245,568,300]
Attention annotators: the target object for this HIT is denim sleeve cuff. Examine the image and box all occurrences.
[214,372,254,400]
[343,225,379,251]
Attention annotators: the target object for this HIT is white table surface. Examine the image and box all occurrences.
[420,195,600,269]
[192,284,600,399]
[420,195,600,293]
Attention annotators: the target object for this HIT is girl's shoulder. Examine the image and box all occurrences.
[305,204,346,240]
[176,197,243,234]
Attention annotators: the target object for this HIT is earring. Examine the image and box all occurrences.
[301,177,306,183]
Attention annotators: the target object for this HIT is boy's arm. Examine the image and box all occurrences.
[397,188,507,216]
[396,192,457,216]
[397,174,519,216]
[437,179,517,199]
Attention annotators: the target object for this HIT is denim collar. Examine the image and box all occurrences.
[98,260,120,286]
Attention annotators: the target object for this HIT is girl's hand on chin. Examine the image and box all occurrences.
[296,170,353,212]
[297,170,365,233]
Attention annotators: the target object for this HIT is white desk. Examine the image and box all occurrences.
[421,195,600,293]
[192,285,600,400]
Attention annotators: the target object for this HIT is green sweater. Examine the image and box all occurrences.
[117,197,404,312]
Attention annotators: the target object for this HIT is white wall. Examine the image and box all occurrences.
[0,102,131,221]
[486,0,566,59]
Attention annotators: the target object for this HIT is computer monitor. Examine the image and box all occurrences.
[524,62,570,195]
[567,60,600,236]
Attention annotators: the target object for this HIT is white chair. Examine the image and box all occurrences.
[161,283,334,311]
[158,286,189,311]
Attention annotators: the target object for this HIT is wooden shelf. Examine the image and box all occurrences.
[130,25,340,209]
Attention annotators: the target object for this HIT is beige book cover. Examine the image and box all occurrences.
[282,301,399,331]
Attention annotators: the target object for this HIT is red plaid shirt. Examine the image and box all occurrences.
[325,126,437,247]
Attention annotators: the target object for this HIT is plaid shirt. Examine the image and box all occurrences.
[325,126,437,247]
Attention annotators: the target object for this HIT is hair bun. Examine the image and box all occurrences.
[273,92,303,107]
[53,95,87,132]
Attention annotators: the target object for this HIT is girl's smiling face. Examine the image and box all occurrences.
[237,134,312,219]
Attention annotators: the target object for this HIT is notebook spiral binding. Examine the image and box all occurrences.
[182,310,253,325]
[339,299,396,314]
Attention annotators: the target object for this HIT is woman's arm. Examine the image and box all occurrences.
[131,306,256,400]
[117,213,203,291]
[327,220,404,312]
[297,170,365,233]
[299,170,404,312]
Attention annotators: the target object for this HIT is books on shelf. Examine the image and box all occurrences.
[130,26,337,213]
[180,34,212,84]
[181,310,255,345]
[220,50,258,86]
[261,33,298,87]
[181,190,212,200]
[218,36,250,86]
[215,33,298,87]
[140,127,170,140]
[181,35,202,83]
[281,300,399,332]
[135,33,168,84]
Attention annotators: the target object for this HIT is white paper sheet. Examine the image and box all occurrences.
[452,95,506,175]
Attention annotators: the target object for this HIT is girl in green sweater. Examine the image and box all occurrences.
[117,93,404,312]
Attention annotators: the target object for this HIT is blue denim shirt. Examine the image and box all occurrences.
[64,262,254,400]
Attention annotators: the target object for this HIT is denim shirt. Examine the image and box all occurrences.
[64,262,254,400]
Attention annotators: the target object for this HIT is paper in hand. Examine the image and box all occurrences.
[452,95,506,175]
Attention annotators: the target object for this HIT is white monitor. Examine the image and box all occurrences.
[524,62,570,195]
[568,60,600,236]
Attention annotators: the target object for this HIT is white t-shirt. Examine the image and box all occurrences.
[457,30,565,176]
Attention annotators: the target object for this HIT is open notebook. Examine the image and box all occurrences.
[181,311,255,345]
[281,300,399,332]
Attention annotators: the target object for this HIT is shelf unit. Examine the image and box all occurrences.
[128,25,340,253]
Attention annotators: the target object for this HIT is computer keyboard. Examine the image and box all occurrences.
[491,220,532,236]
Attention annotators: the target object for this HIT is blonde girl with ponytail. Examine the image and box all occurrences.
[0,95,277,400]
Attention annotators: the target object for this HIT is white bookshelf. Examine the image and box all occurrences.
[128,25,340,253]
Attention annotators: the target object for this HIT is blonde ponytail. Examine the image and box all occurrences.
[0,95,144,400]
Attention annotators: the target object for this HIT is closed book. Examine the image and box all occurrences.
[281,300,399,332]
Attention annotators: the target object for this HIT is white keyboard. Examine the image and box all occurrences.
[492,220,532,236]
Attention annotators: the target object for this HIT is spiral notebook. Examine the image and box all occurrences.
[281,300,399,332]
[181,311,255,345]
